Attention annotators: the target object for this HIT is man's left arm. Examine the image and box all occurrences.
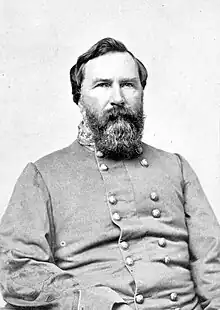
[176,154,220,309]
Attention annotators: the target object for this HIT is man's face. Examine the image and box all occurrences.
[79,52,145,159]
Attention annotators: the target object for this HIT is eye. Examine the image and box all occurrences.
[121,82,135,88]
[96,82,111,88]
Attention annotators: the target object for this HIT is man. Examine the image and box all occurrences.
[0,38,220,310]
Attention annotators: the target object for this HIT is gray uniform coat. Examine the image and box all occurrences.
[0,141,220,310]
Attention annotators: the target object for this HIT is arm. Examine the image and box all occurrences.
[176,154,220,309]
[0,163,126,310]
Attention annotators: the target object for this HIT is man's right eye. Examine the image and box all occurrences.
[96,82,111,88]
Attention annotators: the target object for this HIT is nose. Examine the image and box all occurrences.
[110,84,124,107]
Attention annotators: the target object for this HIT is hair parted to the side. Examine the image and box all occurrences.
[70,37,148,104]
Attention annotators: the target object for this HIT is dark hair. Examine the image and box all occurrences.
[70,37,148,104]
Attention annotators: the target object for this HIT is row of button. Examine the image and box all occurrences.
[134,292,178,304]
[112,208,161,222]
[120,237,167,251]
[98,157,149,172]
[108,192,159,205]
[123,248,171,265]
[96,146,147,164]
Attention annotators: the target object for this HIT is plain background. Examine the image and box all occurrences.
[0,0,220,306]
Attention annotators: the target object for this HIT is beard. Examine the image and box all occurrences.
[84,103,145,160]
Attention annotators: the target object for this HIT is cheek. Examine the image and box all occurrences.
[123,89,143,105]
[83,90,109,111]
[81,94,102,114]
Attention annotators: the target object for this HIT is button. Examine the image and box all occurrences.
[158,237,166,247]
[112,212,121,221]
[170,292,178,301]
[120,241,129,250]
[150,192,159,201]
[135,294,144,304]
[152,209,161,218]
[99,163,108,171]
[140,158,149,167]
[125,256,134,266]
[60,241,66,247]
[164,256,171,264]
[96,150,104,157]
[108,195,117,205]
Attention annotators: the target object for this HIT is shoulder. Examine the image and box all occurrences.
[141,142,184,176]
[33,140,92,175]
[142,142,178,162]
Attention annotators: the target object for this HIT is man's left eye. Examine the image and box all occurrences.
[122,83,134,88]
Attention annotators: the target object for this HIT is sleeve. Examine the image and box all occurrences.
[176,154,220,309]
[0,163,126,310]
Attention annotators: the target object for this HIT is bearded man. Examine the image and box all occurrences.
[0,38,220,310]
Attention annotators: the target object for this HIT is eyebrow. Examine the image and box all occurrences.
[92,78,112,85]
[92,77,139,85]
[120,77,139,84]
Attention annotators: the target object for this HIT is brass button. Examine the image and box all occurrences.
[158,237,166,247]
[150,192,159,201]
[112,212,121,221]
[120,241,129,250]
[96,150,104,157]
[108,195,117,205]
[99,163,108,171]
[152,209,161,218]
[164,255,171,264]
[140,158,149,167]
[125,256,134,266]
[170,292,178,301]
[135,294,144,304]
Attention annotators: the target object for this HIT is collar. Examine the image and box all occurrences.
[77,119,95,151]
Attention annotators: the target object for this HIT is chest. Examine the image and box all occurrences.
[48,158,187,251]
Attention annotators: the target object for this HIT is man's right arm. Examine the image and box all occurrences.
[0,163,127,310]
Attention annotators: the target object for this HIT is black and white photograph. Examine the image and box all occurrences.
[0,1,220,309]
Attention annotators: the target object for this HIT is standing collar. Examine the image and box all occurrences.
[77,119,95,151]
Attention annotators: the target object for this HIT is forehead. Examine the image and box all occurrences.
[83,52,139,81]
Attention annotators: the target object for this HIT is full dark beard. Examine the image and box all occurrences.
[85,105,145,160]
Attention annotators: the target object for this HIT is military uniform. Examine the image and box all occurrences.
[0,141,220,310]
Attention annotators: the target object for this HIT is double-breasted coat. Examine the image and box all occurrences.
[0,141,220,310]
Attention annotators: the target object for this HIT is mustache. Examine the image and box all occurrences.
[98,106,143,128]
